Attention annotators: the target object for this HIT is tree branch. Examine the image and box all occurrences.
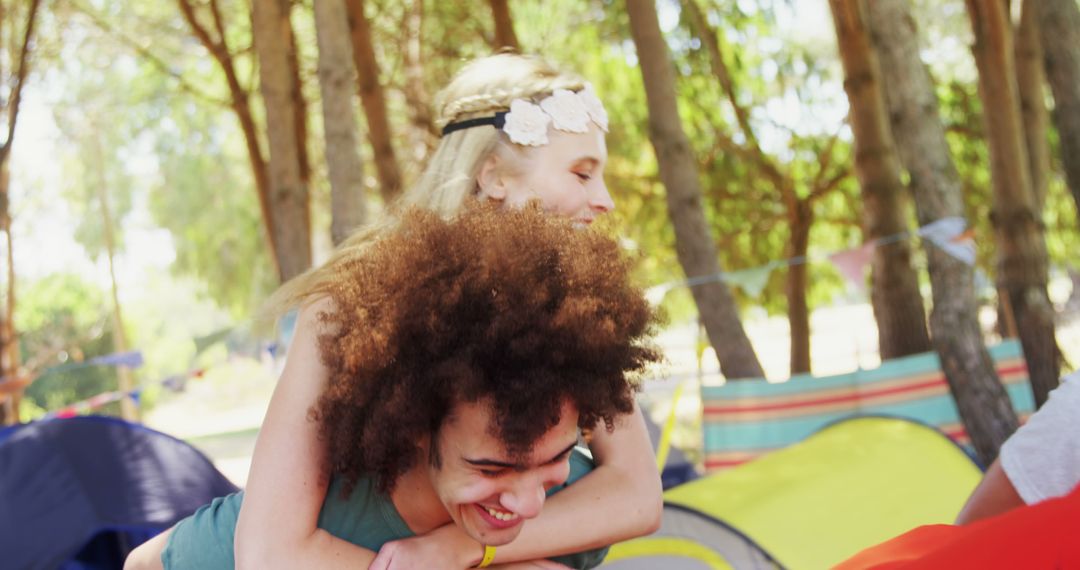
[684,0,759,150]
[208,0,231,56]
[810,131,841,189]
[808,130,850,203]
[177,0,220,60]
[68,0,230,108]
[0,0,43,159]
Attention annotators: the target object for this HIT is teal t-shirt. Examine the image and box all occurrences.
[162,448,608,569]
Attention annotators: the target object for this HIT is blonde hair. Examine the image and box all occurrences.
[264,54,589,316]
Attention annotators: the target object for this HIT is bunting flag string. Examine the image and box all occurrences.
[646,216,979,304]
[28,323,281,420]
[27,218,985,418]
[40,368,208,420]
[723,262,779,298]
[85,350,145,368]
[0,349,145,386]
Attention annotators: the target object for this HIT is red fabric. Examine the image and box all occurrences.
[835,483,1080,569]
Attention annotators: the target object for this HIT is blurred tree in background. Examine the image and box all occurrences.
[1,0,1078,459]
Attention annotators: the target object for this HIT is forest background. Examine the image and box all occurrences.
[3,0,1079,472]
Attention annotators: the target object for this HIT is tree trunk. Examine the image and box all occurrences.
[177,0,280,278]
[345,0,403,203]
[966,0,1060,408]
[0,0,42,425]
[252,0,312,281]
[0,165,19,426]
[489,0,520,51]
[402,0,437,163]
[289,25,311,188]
[868,0,1018,464]
[829,0,931,360]
[92,135,139,422]
[626,0,764,380]
[1038,0,1080,224]
[2,191,19,425]
[787,201,812,375]
[1016,0,1050,214]
[314,0,367,246]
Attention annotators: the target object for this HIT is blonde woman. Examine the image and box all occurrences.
[238,55,658,569]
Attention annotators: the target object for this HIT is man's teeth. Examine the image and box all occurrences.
[484,506,519,521]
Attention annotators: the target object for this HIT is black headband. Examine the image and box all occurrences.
[440,111,508,137]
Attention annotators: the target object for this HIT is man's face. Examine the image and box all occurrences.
[428,399,580,546]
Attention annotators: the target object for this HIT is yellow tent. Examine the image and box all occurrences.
[601,416,982,569]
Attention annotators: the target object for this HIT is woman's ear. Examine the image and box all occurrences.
[477,154,508,202]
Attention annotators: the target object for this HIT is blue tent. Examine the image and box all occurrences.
[0,416,239,570]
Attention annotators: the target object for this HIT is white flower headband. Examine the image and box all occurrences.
[440,84,609,146]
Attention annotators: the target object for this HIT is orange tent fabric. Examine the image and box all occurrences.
[835,483,1080,569]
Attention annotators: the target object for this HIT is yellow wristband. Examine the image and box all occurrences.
[475,545,496,568]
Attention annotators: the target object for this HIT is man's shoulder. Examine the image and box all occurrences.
[318,475,415,550]
[549,447,595,496]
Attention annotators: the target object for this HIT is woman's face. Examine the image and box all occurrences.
[481,122,614,224]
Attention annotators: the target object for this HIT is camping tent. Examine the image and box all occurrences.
[643,410,699,489]
[701,340,1030,470]
[0,416,238,570]
[602,416,982,569]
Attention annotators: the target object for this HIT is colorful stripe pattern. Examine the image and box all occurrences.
[702,340,1033,471]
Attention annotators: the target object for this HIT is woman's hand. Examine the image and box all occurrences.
[368,524,481,570]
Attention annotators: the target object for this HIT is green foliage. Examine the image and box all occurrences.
[665,0,860,317]
[26,0,1080,379]
[17,274,119,413]
[18,398,47,421]
[148,100,278,317]
[51,25,139,259]
[49,0,277,319]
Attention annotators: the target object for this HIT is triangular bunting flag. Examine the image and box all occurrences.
[919,217,976,265]
[87,350,144,368]
[723,264,775,298]
[829,243,875,291]
[645,283,675,306]
[974,268,994,293]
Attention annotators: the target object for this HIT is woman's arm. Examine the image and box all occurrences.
[371,402,663,569]
[498,402,663,556]
[234,300,379,569]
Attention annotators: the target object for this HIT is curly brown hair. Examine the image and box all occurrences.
[312,204,661,493]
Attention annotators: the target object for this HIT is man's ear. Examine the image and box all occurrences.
[477,154,508,201]
[421,432,441,468]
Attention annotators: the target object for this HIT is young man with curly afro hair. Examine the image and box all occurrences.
[127,204,662,570]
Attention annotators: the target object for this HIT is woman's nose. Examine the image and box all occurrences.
[589,179,615,213]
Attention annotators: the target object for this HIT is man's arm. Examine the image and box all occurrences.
[957,373,1080,525]
[955,458,1025,524]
